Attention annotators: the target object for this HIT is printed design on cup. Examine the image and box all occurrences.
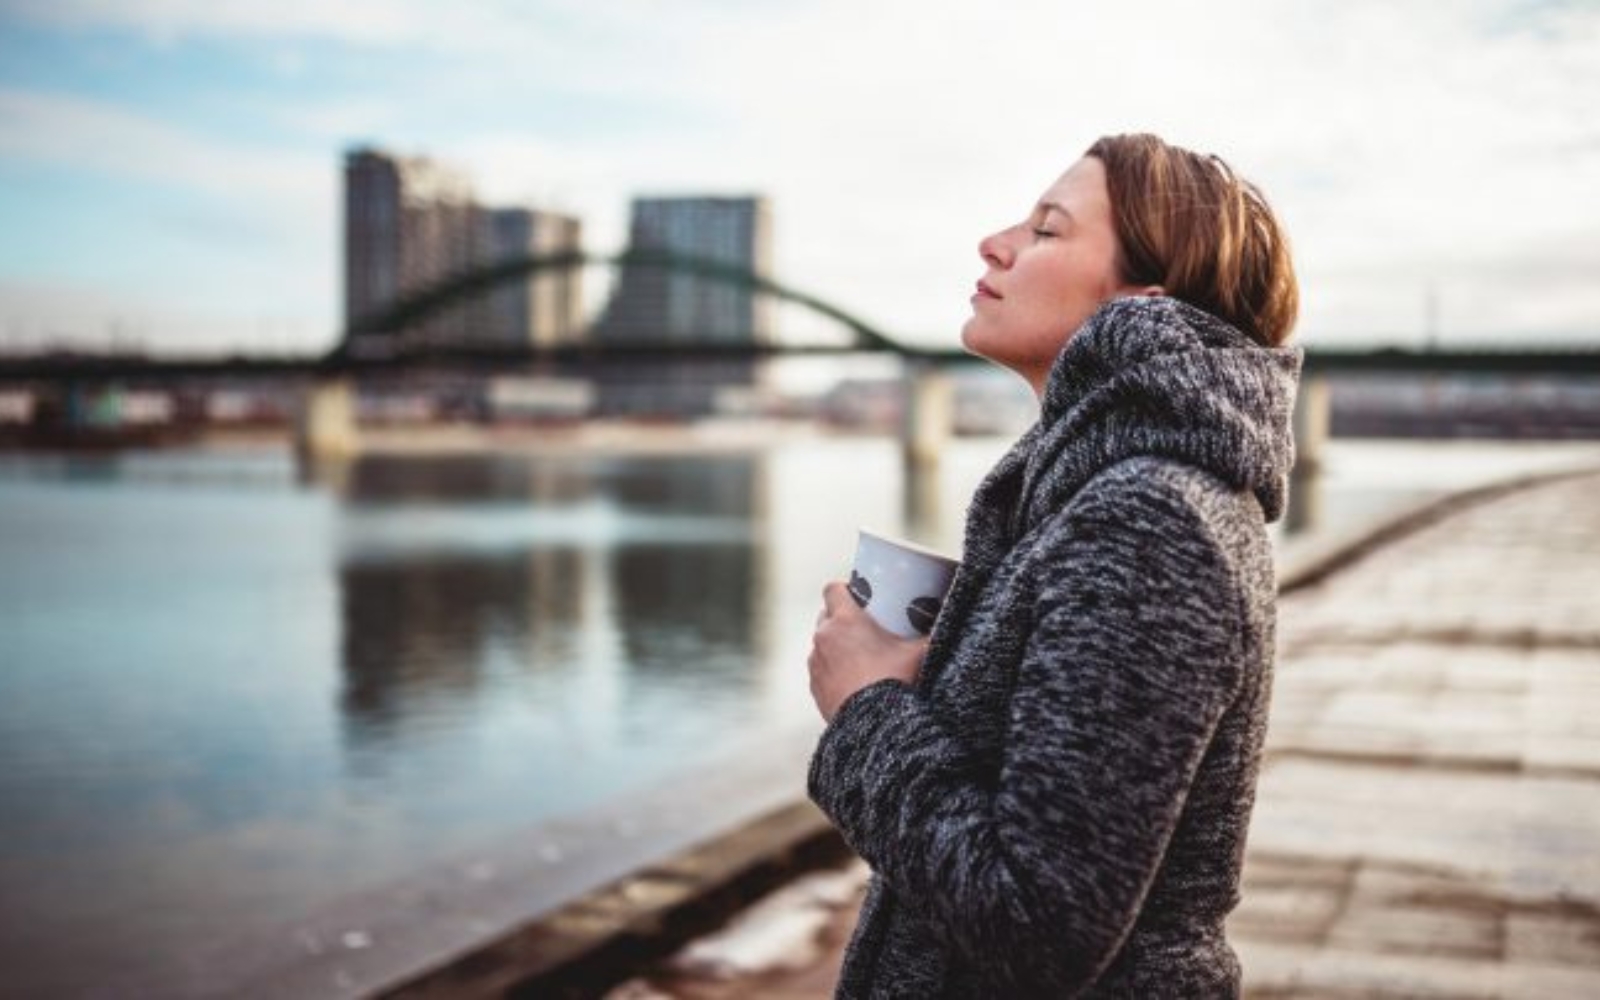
[905,596,944,636]
[847,570,873,609]
[847,568,943,638]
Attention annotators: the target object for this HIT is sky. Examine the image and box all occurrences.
[1,0,1597,356]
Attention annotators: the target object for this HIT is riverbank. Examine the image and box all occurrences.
[588,468,1600,999]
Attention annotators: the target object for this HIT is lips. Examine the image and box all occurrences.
[975,280,1002,300]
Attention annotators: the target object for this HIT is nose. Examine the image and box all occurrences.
[978,227,1013,269]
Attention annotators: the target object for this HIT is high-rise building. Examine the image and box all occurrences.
[590,196,774,416]
[344,147,583,351]
[481,208,584,348]
[343,151,403,330]
[344,148,479,348]
[595,196,773,344]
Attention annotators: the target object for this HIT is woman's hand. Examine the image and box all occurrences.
[808,580,928,722]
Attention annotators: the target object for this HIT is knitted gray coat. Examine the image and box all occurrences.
[808,296,1302,998]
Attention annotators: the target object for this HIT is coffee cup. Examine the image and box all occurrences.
[848,529,961,639]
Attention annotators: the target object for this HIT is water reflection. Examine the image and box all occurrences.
[332,452,768,761]
[339,551,569,738]
[611,541,761,682]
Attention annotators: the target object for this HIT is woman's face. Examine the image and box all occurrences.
[962,156,1146,395]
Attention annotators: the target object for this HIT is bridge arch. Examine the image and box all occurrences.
[337,248,909,358]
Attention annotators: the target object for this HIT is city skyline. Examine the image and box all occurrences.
[344,144,771,353]
[2,0,1598,356]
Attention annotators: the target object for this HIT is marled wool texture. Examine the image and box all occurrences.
[808,296,1302,998]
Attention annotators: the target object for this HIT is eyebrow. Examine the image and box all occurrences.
[1037,201,1074,223]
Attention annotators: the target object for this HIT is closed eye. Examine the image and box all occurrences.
[1035,201,1074,237]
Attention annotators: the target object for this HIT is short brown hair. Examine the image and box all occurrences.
[1086,134,1298,347]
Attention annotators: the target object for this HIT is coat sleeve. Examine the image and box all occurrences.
[807,471,1249,994]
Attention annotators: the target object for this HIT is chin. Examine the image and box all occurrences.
[959,320,988,358]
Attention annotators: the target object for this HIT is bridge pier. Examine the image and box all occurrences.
[1286,375,1329,535]
[901,361,952,541]
[295,378,360,463]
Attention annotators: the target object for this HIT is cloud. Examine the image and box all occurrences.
[6,0,761,90]
[0,89,328,211]
[7,0,429,47]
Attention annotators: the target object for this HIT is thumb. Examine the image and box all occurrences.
[821,579,860,617]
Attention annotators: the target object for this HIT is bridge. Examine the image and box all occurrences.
[5,247,1597,377]
[1,248,1596,533]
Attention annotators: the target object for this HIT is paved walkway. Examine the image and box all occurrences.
[607,470,1600,999]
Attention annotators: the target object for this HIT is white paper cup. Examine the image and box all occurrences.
[848,529,961,639]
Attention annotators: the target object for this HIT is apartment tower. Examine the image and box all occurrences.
[344,148,583,350]
[596,196,772,344]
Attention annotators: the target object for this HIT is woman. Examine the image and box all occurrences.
[807,133,1302,997]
